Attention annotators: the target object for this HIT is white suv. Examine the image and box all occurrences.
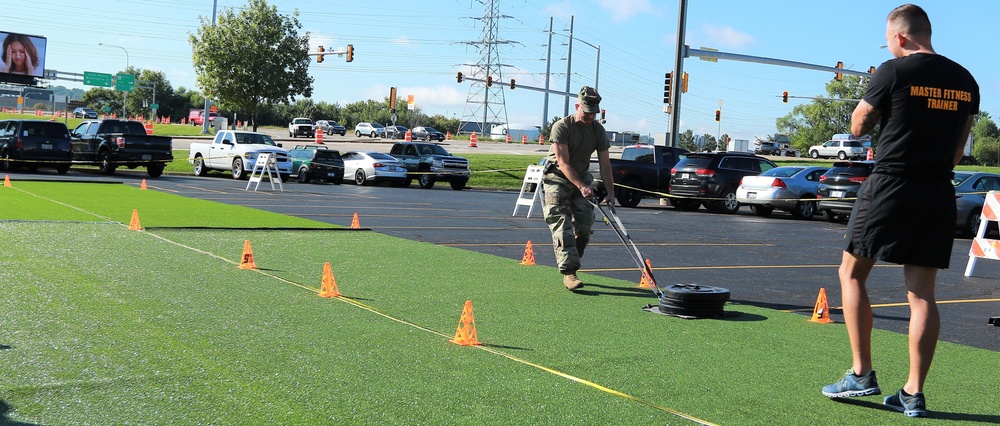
[808,139,865,160]
[354,122,386,138]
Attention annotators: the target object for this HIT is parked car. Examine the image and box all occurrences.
[72,107,98,119]
[736,166,828,219]
[668,152,777,213]
[288,117,315,138]
[411,126,445,142]
[386,125,409,140]
[808,138,866,160]
[0,120,73,174]
[954,171,1000,237]
[288,145,344,184]
[341,151,408,186]
[389,141,470,190]
[816,160,875,223]
[314,120,346,136]
[188,109,218,126]
[71,119,173,177]
[602,144,689,207]
[354,122,386,138]
[188,130,291,181]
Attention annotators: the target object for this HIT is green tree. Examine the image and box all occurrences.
[701,134,718,151]
[776,75,869,152]
[190,0,313,131]
[678,129,697,152]
[125,69,175,122]
[83,87,121,116]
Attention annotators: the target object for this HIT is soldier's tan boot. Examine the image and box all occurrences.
[563,273,583,290]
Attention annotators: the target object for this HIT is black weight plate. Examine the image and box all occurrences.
[662,284,731,302]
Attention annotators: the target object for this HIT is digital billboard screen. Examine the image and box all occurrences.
[1,31,47,78]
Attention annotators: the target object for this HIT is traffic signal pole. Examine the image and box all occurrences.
[667,0,688,148]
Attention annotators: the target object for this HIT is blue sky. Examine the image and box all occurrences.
[8,0,998,142]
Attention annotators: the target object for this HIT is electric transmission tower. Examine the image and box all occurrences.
[459,0,515,135]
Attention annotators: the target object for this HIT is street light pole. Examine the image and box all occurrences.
[99,43,129,118]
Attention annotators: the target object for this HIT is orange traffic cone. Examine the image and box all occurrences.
[637,259,655,289]
[140,179,148,190]
[521,134,528,144]
[520,241,536,265]
[3,174,10,187]
[128,209,142,231]
[319,262,341,298]
[866,148,874,161]
[239,240,257,270]
[506,133,511,144]
[450,300,481,346]
[350,212,360,229]
[446,131,451,141]
[538,135,545,145]
[469,132,478,148]
[810,288,833,324]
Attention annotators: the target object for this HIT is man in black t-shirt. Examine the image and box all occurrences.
[821,4,979,418]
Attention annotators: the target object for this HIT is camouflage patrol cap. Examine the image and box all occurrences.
[578,86,602,113]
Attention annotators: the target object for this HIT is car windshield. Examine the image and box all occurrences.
[368,152,396,161]
[423,127,439,133]
[419,144,451,156]
[675,157,710,169]
[294,119,311,124]
[331,121,341,126]
[952,172,972,186]
[235,133,277,146]
[371,123,385,129]
[315,150,341,160]
[23,122,70,138]
[761,167,804,178]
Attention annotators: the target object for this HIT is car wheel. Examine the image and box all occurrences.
[790,200,817,219]
[0,149,9,172]
[98,150,116,175]
[232,158,246,180]
[355,169,369,185]
[418,173,434,189]
[810,150,820,159]
[822,210,845,223]
[370,131,377,138]
[147,164,165,178]
[290,132,294,138]
[298,166,310,183]
[965,208,982,238]
[450,179,467,190]
[401,178,412,188]
[750,205,773,217]
[193,156,208,176]
[713,190,740,214]
[616,181,643,207]
[838,151,847,160]
[56,164,70,174]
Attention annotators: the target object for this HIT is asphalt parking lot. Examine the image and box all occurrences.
[8,163,999,353]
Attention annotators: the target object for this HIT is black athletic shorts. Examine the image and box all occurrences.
[845,172,956,268]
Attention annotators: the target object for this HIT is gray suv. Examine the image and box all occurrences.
[354,122,385,138]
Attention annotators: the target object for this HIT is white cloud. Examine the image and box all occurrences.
[595,0,656,23]
[701,24,755,49]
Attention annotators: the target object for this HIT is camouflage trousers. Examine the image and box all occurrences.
[542,172,595,274]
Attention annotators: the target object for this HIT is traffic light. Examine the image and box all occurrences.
[663,72,672,104]
[456,72,463,83]
[389,87,396,110]
[835,61,844,81]
[510,78,515,89]
[486,75,493,87]
[346,44,354,62]
[317,45,324,63]
[715,110,720,122]
[681,72,689,93]
[782,91,788,103]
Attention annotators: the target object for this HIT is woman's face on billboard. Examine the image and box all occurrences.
[8,41,28,67]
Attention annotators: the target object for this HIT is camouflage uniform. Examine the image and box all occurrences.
[542,113,610,275]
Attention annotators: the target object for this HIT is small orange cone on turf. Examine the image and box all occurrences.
[239,240,257,270]
[810,288,833,324]
[140,179,148,190]
[3,174,10,187]
[450,300,481,346]
[520,240,536,265]
[128,209,142,231]
[319,262,341,298]
[350,212,360,229]
[637,259,655,289]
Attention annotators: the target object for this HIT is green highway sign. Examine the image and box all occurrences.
[103,106,112,112]
[83,71,113,87]
[150,103,159,109]
[115,73,135,92]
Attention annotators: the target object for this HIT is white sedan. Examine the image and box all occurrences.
[736,166,828,219]
[341,151,409,186]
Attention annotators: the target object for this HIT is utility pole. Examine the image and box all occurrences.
[542,17,553,132]
[562,16,574,117]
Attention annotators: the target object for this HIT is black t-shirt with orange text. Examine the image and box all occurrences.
[865,53,979,177]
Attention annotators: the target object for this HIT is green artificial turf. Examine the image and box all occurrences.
[2,182,999,424]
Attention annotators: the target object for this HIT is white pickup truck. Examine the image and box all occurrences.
[288,117,314,138]
[189,130,293,180]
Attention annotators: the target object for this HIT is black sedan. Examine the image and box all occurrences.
[411,126,445,142]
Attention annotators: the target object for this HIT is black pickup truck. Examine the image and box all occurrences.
[71,120,173,177]
[601,144,689,207]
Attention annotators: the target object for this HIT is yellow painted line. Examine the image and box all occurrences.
[582,264,901,273]
[443,242,773,247]
[784,297,1000,312]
